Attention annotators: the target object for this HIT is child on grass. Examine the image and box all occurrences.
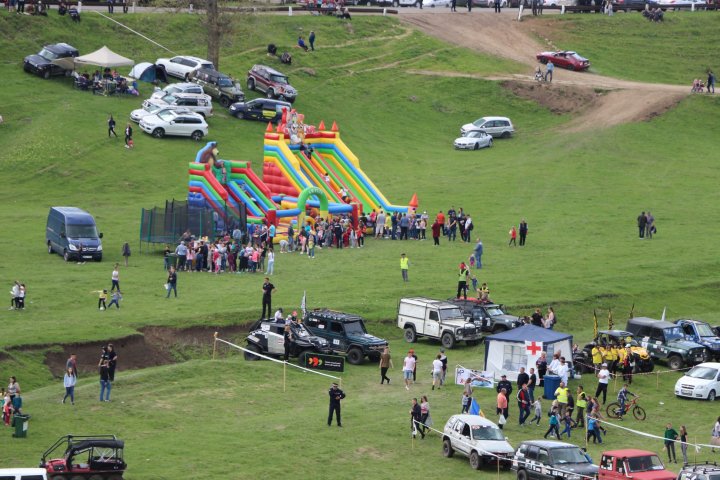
[2,393,11,426]
[97,289,108,310]
[461,392,470,414]
[107,290,122,309]
[529,398,542,425]
[544,406,560,439]
[560,411,577,438]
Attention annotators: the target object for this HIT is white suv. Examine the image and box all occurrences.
[397,297,482,349]
[139,110,208,141]
[150,82,204,100]
[155,56,214,81]
[130,99,190,123]
[442,415,515,470]
[156,92,213,117]
[460,116,515,138]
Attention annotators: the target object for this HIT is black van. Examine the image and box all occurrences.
[46,207,103,262]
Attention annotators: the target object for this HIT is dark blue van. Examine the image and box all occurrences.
[46,207,103,262]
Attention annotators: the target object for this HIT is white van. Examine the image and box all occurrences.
[0,469,47,480]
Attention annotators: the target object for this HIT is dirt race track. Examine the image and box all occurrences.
[400,12,687,131]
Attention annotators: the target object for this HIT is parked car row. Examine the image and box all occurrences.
[454,116,515,151]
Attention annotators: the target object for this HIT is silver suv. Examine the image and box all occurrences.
[156,92,213,118]
[460,116,515,138]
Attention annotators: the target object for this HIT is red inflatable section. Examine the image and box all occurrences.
[263,161,299,198]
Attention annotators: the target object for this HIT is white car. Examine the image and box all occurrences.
[460,116,515,138]
[454,130,493,150]
[155,92,213,118]
[656,0,705,7]
[139,110,208,141]
[130,99,190,123]
[423,0,451,6]
[674,362,720,401]
[150,82,204,100]
[443,415,515,470]
[155,55,214,81]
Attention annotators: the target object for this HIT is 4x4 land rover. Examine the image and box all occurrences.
[676,319,720,360]
[24,43,79,79]
[189,68,244,108]
[245,320,331,364]
[448,298,522,333]
[398,297,483,349]
[247,64,297,103]
[575,330,654,374]
[303,309,388,365]
[598,449,675,480]
[626,317,707,370]
[512,440,598,480]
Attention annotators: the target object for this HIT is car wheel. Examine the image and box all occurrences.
[441,332,456,349]
[501,131,511,139]
[247,77,256,91]
[347,347,364,365]
[709,390,716,401]
[404,327,417,343]
[43,69,50,80]
[473,142,479,150]
[63,250,70,262]
[296,349,310,366]
[567,64,575,71]
[469,451,482,470]
[517,470,529,480]
[668,355,683,370]
[152,128,165,139]
[442,438,454,457]
[488,139,493,148]
[243,344,262,361]
[220,96,231,108]
[191,130,204,141]
[47,242,53,254]
[267,89,276,99]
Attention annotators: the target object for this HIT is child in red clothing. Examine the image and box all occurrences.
[508,226,517,246]
[2,393,11,426]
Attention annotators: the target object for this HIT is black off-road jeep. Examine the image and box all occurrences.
[304,309,388,365]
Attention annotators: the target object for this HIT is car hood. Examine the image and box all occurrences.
[493,314,520,323]
[346,333,388,346]
[552,463,599,476]
[470,440,514,455]
[627,470,676,480]
[695,337,720,349]
[68,237,101,247]
[675,375,716,388]
[442,320,477,328]
[454,136,479,144]
[460,123,478,132]
[131,108,151,119]
[24,54,52,66]
[668,339,705,350]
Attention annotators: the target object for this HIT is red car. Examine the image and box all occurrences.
[536,51,590,71]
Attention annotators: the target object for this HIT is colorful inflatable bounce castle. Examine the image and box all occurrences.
[188,110,415,238]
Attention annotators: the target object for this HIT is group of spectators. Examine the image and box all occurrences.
[364,207,475,244]
[8,281,27,310]
[641,6,664,20]
[73,68,139,96]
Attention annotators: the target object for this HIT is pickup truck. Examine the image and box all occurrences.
[598,449,675,480]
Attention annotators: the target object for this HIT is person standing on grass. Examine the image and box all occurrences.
[456,262,470,300]
[400,253,409,282]
[528,368,537,401]
[328,382,345,427]
[519,219,528,246]
[419,396,430,436]
[575,385,587,428]
[107,290,122,309]
[111,263,120,292]
[712,417,720,452]
[124,123,133,149]
[645,211,655,239]
[99,359,111,402]
[379,347,393,384]
[108,114,118,138]
[309,30,316,51]
[66,353,78,378]
[508,226,517,246]
[7,377,20,409]
[473,238,483,269]
[595,363,610,404]
[122,242,131,266]
[496,388,509,428]
[62,368,76,405]
[708,69,716,94]
[517,383,531,426]
[166,266,177,298]
[679,425,689,465]
[664,423,679,464]
[411,398,424,438]
[637,211,647,238]
[431,354,443,391]
[261,277,275,319]
[265,247,275,275]
[431,218,442,246]
[403,350,416,390]
[545,60,554,83]
[439,349,448,385]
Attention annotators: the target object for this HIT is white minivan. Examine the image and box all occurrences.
[0,468,48,480]
[460,116,515,138]
[674,362,720,401]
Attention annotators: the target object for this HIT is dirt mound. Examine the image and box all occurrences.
[400,12,689,131]
[500,80,604,115]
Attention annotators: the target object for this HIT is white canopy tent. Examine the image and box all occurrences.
[74,46,134,68]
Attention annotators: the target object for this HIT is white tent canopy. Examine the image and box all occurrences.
[74,46,134,68]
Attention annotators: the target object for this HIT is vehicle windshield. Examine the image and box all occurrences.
[66,224,98,238]
[664,326,685,342]
[156,111,176,122]
[467,131,485,138]
[38,47,60,60]
[144,103,162,113]
[217,77,233,87]
[343,320,366,335]
[161,94,178,104]
[570,53,587,61]
[472,118,487,127]
[552,447,590,464]
[292,324,310,338]
[626,455,664,472]
[165,86,183,95]
[270,74,288,84]
[484,306,505,316]
[695,323,716,337]
[687,366,719,380]
[471,425,505,441]
[439,307,463,321]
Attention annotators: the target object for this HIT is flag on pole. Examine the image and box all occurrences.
[629,303,635,319]
[301,290,307,317]
[593,310,598,339]
[469,398,485,417]
[661,306,666,322]
[607,309,614,330]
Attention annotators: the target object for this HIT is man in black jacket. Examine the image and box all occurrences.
[497,374,513,418]
[410,398,424,439]
[517,367,529,391]
[328,383,345,427]
[637,211,647,238]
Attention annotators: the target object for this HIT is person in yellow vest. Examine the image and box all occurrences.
[606,344,618,375]
[598,344,608,369]
[616,345,627,376]
[575,385,587,428]
[591,344,603,371]
[400,253,409,283]
[554,381,570,417]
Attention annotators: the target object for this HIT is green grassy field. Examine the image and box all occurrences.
[1,9,720,479]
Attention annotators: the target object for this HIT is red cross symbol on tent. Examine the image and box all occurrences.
[526,341,542,356]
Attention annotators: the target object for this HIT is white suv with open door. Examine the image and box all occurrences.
[442,415,514,470]
[155,55,214,81]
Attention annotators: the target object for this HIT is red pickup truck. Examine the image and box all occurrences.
[598,449,675,480]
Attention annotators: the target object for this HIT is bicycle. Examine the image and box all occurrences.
[606,397,646,421]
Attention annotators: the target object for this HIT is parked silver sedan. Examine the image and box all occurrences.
[454,130,493,150]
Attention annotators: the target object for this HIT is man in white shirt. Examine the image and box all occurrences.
[556,357,570,385]
[595,363,611,404]
[403,351,416,391]
[548,353,561,375]
[274,308,284,323]
[432,354,443,391]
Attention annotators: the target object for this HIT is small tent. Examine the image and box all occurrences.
[483,325,573,382]
[74,46,134,68]
[128,62,167,83]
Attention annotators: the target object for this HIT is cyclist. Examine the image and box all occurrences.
[616,384,637,420]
